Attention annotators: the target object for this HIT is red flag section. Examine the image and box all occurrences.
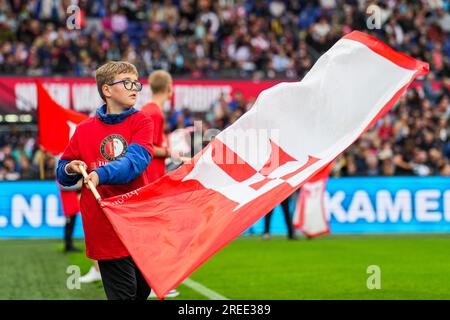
[100,142,320,299]
[98,31,428,299]
[37,81,88,155]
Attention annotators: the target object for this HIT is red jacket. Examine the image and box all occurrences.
[59,110,154,260]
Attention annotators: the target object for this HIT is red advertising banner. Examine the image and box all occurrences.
[0,77,442,115]
[0,77,283,114]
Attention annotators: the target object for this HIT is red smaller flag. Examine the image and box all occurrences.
[37,81,88,155]
[293,164,331,238]
[59,189,80,217]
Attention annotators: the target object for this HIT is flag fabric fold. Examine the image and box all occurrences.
[37,81,88,155]
[99,31,428,299]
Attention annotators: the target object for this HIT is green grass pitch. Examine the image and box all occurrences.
[1,234,450,299]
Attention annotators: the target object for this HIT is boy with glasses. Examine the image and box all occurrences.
[56,61,155,300]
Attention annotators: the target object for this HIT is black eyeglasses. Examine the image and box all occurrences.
[108,79,143,92]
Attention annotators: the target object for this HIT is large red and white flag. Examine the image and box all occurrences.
[98,31,428,298]
[293,164,331,238]
[37,81,88,155]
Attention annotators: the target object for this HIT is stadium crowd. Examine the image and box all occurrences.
[0,0,449,180]
[0,0,449,79]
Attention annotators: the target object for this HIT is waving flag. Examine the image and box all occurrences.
[37,81,88,155]
[293,163,331,238]
[98,31,428,298]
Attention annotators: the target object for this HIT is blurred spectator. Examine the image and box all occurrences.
[1,156,20,181]
[19,156,37,180]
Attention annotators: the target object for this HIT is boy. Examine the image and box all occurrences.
[141,70,173,182]
[56,61,154,300]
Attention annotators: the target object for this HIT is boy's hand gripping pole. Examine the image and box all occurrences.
[79,165,102,201]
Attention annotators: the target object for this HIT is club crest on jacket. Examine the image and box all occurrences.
[100,134,127,161]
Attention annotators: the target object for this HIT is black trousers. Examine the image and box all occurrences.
[98,256,151,300]
[64,215,76,250]
[264,197,295,238]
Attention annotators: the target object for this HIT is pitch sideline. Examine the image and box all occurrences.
[182,278,229,300]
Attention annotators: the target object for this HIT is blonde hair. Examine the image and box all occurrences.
[148,70,172,94]
[95,61,138,100]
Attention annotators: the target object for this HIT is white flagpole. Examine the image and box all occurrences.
[79,165,102,201]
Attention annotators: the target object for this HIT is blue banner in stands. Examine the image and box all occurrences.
[0,178,449,238]
[249,177,450,235]
[0,181,84,238]
[326,177,450,233]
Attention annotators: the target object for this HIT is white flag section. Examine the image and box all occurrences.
[100,31,429,298]
[182,31,428,209]
[293,164,331,238]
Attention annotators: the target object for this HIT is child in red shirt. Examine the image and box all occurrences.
[141,70,174,182]
[56,61,154,300]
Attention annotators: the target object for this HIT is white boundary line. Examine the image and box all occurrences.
[182,278,229,300]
